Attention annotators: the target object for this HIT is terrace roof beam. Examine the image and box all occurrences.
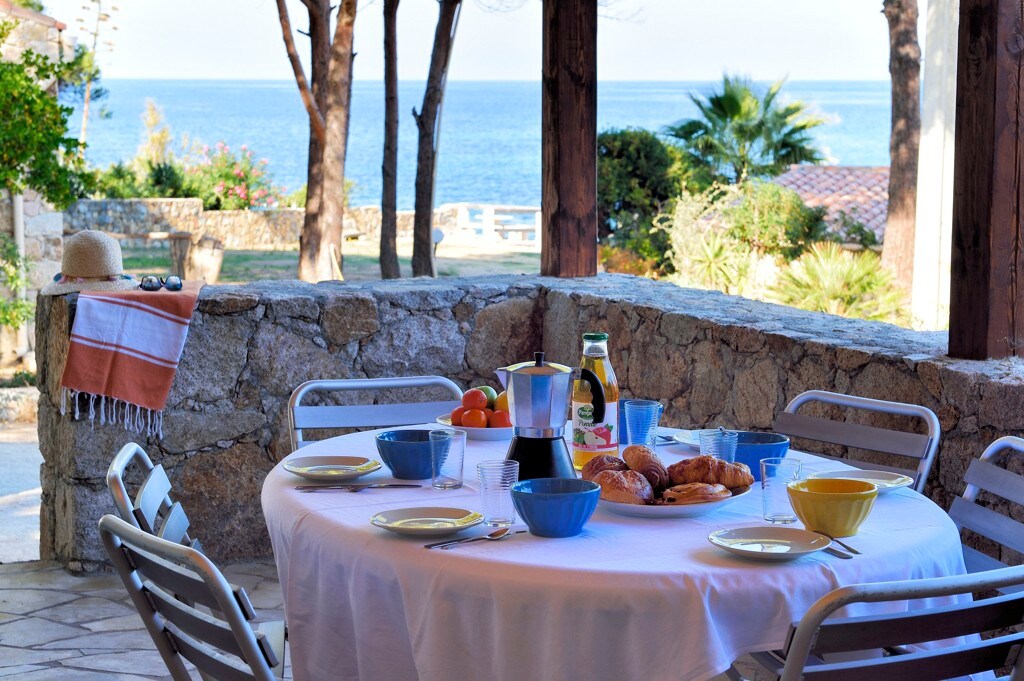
[949,0,1024,358]
[541,0,598,277]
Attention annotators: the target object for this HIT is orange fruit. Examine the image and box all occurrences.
[488,409,512,428]
[462,409,487,428]
[483,408,494,419]
[450,406,466,426]
[462,388,488,411]
[494,390,509,413]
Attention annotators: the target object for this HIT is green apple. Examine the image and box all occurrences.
[474,385,498,409]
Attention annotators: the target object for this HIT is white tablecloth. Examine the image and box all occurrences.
[261,428,967,681]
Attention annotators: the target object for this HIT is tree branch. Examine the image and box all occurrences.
[276,0,326,144]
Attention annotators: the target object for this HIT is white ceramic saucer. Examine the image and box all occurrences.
[807,469,914,494]
[282,455,381,482]
[707,526,831,562]
[671,429,717,450]
[370,507,484,537]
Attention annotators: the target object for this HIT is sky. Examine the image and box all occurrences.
[39,0,894,82]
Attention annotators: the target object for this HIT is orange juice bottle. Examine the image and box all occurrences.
[571,332,620,470]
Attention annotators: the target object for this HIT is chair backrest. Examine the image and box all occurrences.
[950,436,1024,576]
[106,442,201,551]
[288,376,463,451]
[99,514,281,681]
[778,565,1024,681]
[774,389,940,492]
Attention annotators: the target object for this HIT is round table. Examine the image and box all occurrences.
[261,427,967,681]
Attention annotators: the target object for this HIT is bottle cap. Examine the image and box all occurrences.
[582,332,609,341]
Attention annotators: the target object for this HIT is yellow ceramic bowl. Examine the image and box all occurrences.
[787,478,878,538]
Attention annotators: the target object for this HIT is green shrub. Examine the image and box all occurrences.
[0,234,33,331]
[769,242,906,323]
[721,182,829,260]
[182,142,279,210]
[94,162,142,199]
[833,210,880,249]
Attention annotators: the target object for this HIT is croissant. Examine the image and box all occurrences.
[593,470,653,505]
[662,482,731,504]
[667,455,754,489]
[621,445,670,491]
[581,455,629,481]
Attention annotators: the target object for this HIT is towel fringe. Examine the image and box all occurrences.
[58,389,164,440]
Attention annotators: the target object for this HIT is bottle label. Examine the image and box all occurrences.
[572,401,618,452]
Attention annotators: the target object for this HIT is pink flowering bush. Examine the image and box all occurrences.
[183,142,281,210]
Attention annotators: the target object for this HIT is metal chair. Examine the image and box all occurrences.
[731,565,1024,681]
[774,389,940,492]
[288,375,463,451]
[107,442,202,550]
[950,436,1024,578]
[100,514,286,681]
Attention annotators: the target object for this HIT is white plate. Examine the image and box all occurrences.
[370,507,484,537]
[282,455,381,482]
[807,469,914,494]
[436,415,513,441]
[708,526,832,562]
[670,429,717,450]
[599,487,751,518]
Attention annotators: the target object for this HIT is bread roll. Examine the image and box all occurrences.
[662,482,731,504]
[667,455,754,489]
[593,470,654,505]
[622,445,670,491]
[581,454,629,481]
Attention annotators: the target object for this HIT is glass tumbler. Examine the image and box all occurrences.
[760,457,802,524]
[699,429,739,463]
[624,399,664,449]
[430,429,466,490]
[477,460,520,527]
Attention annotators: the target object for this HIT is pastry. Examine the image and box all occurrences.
[593,470,654,505]
[662,482,731,504]
[667,455,754,489]
[581,455,629,481]
[621,445,670,491]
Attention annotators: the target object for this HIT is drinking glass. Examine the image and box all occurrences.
[699,429,739,463]
[624,400,664,449]
[430,429,466,490]
[760,457,802,524]
[477,460,520,527]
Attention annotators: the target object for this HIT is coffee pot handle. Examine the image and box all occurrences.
[578,368,605,422]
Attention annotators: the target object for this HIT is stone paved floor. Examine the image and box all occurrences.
[0,559,290,680]
[0,559,764,680]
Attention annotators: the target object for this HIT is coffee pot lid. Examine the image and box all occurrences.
[506,352,571,376]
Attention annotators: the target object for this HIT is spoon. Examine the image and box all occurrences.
[441,527,522,549]
[425,527,514,550]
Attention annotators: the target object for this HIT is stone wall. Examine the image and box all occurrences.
[64,199,422,250]
[35,274,1024,570]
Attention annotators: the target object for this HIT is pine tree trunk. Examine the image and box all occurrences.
[411,0,462,277]
[380,0,402,279]
[881,0,921,293]
[302,0,357,281]
[79,79,93,148]
[297,0,331,282]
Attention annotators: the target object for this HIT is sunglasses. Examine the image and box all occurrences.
[140,276,183,292]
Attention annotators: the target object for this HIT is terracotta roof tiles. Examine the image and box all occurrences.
[772,165,890,241]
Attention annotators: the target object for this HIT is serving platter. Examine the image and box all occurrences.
[807,469,914,494]
[670,429,716,450]
[370,507,484,537]
[707,526,831,562]
[283,455,381,482]
[436,415,513,441]
[599,487,751,518]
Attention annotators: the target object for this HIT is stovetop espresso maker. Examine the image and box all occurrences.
[495,352,604,480]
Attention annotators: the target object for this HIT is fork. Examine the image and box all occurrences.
[816,532,861,555]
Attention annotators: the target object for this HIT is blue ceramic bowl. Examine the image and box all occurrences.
[733,432,791,481]
[511,478,600,538]
[375,430,436,480]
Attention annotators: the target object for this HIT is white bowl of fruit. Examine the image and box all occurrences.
[437,386,514,441]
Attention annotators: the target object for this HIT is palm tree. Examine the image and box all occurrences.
[664,75,826,185]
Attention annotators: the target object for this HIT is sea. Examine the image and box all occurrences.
[65,80,891,210]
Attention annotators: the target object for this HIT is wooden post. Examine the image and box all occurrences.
[949,0,1024,358]
[541,0,597,277]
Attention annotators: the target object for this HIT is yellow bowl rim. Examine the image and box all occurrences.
[787,479,878,495]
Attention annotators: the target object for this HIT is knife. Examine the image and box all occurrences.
[295,483,422,492]
[823,546,853,559]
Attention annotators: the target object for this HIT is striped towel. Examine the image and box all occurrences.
[60,282,202,437]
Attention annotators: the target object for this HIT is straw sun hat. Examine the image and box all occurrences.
[41,230,138,296]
